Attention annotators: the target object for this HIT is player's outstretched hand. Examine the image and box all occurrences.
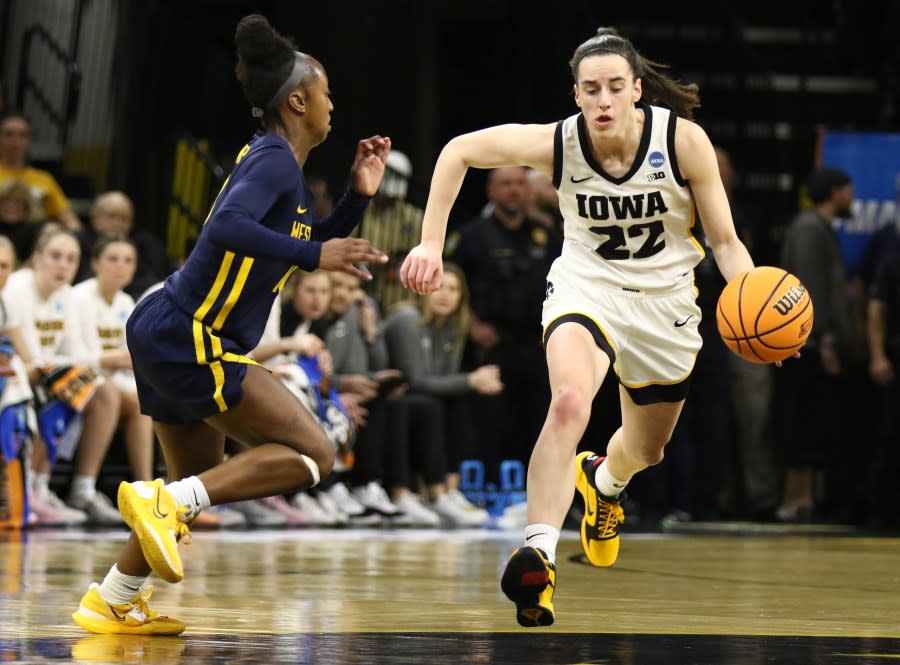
[400,243,443,295]
[320,237,387,281]
[350,135,391,197]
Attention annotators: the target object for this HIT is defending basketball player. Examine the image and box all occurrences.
[400,27,756,626]
[72,14,389,635]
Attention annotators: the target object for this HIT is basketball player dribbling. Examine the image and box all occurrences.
[72,14,390,635]
[401,27,757,626]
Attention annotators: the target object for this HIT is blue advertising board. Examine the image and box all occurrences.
[821,131,900,276]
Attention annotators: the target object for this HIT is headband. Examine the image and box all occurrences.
[251,51,307,118]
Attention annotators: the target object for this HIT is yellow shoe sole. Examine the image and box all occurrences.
[117,482,184,583]
[72,610,186,636]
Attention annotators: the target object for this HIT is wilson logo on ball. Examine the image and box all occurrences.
[771,285,807,316]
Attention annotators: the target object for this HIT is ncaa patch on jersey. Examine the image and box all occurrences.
[648,151,665,168]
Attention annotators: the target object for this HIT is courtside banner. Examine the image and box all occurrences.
[821,131,900,277]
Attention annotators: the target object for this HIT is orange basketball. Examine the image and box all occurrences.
[716,266,814,364]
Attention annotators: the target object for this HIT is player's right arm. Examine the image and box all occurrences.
[401,123,555,295]
[209,146,385,279]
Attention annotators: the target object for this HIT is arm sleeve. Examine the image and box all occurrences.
[206,147,322,270]
[385,308,470,396]
[314,189,372,241]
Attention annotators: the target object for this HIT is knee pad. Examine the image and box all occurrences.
[299,454,321,488]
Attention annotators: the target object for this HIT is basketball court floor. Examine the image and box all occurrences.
[2,525,899,664]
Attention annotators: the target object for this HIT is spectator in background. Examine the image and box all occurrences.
[864,226,900,529]
[277,269,381,526]
[0,235,35,529]
[3,230,127,525]
[0,111,81,231]
[383,262,501,526]
[0,179,41,264]
[525,168,563,231]
[716,146,778,521]
[71,236,154,482]
[76,191,173,299]
[324,270,408,522]
[354,150,424,315]
[776,167,854,522]
[307,175,335,220]
[449,166,562,480]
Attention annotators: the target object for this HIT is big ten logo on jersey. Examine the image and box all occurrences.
[575,192,670,261]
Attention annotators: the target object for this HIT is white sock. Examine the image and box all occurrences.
[32,472,50,498]
[523,523,560,564]
[594,460,629,499]
[165,476,211,520]
[70,475,97,503]
[98,564,148,605]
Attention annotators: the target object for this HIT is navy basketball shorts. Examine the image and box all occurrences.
[126,289,256,424]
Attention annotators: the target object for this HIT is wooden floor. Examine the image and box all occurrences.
[2,526,900,664]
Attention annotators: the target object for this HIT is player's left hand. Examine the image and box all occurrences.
[350,135,391,196]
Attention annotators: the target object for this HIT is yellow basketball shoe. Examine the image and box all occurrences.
[117,479,191,583]
[72,583,186,635]
[500,546,556,627]
[575,451,625,567]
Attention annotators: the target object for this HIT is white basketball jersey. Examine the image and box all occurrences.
[553,103,704,291]
[71,278,134,352]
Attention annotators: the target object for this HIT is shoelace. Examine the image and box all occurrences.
[597,499,625,538]
[133,585,159,620]
[175,506,193,545]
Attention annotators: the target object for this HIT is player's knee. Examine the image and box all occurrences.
[633,443,666,467]
[305,429,335,481]
[87,380,121,411]
[312,447,335,481]
[549,386,591,430]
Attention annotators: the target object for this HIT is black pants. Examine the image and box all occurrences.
[773,347,844,468]
[866,370,900,526]
[349,397,390,487]
[385,393,447,488]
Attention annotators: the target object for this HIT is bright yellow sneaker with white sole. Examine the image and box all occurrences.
[72,583,185,635]
[575,451,625,567]
[117,479,191,583]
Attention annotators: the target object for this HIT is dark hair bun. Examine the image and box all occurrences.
[235,14,283,66]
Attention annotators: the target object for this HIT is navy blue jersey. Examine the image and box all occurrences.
[164,131,369,354]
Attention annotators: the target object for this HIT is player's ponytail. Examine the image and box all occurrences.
[569,27,700,120]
